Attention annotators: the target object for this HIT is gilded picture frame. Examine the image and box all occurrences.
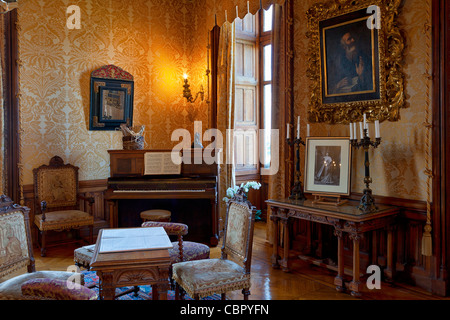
[306,0,405,124]
[304,137,352,196]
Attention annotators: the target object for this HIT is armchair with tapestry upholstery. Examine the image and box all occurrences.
[33,156,95,257]
[172,187,256,300]
[0,195,97,300]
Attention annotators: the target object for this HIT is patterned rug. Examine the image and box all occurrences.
[82,271,221,300]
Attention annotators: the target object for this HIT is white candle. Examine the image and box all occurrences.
[297,116,300,139]
[353,123,357,141]
[286,123,290,139]
[359,122,364,139]
[363,114,367,129]
[375,120,380,138]
[307,124,310,137]
[349,123,353,140]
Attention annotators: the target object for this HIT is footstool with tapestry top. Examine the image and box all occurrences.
[74,245,95,270]
[140,209,171,222]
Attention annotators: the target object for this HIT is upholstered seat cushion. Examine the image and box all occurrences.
[140,210,171,222]
[0,271,83,300]
[21,278,97,300]
[34,210,94,231]
[172,259,251,298]
[170,241,210,264]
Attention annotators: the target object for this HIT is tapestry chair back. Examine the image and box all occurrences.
[33,156,79,211]
[0,195,34,280]
[222,193,255,272]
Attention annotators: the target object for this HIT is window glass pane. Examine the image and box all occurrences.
[263,5,273,32]
[263,84,272,167]
[263,45,272,81]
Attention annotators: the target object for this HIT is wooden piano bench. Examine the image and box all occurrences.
[140,209,172,222]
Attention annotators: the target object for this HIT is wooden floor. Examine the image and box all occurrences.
[28,221,448,300]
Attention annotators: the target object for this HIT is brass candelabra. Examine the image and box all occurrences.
[287,136,306,201]
[350,128,381,213]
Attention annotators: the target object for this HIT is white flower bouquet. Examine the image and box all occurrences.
[222,181,262,203]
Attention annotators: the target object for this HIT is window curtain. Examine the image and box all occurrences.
[207,0,286,31]
[0,15,5,195]
[267,3,291,242]
[217,21,236,233]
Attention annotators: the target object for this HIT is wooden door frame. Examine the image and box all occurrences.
[3,9,20,203]
[431,0,449,296]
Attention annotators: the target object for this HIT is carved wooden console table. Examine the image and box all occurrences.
[267,198,399,297]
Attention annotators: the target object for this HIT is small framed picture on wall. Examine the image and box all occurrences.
[89,65,134,131]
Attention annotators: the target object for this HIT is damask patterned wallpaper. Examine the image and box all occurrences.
[17,0,430,202]
[18,0,209,185]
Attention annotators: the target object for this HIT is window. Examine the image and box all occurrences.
[234,6,273,176]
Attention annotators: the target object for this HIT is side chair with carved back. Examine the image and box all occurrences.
[33,156,95,257]
[172,187,256,300]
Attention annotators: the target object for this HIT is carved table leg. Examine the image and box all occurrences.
[349,233,362,297]
[99,272,116,300]
[334,228,345,293]
[158,281,169,300]
[152,284,159,300]
[281,217,290,272]
[306,221,313,255]
[271,214,280,269]
[384,225,395,282]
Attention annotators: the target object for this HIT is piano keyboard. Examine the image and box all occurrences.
[113,189,206,193]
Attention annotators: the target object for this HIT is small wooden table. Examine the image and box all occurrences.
[267,198,399,297]
[90,227,172,300]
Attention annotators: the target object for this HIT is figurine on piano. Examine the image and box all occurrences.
[192,132,204,149]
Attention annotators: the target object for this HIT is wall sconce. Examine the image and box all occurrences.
[183,74,204,103]
[1,0,18,14]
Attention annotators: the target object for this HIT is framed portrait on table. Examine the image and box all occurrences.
[306,0,405,124]
[304,137,352,198]
[89,65,134,131]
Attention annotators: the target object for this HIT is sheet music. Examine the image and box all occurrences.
[99,227,173,253]
[144,152,181,175]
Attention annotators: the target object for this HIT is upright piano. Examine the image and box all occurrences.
[105,149,220,246]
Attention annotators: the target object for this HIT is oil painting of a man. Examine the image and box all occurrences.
[321,16,379,103]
